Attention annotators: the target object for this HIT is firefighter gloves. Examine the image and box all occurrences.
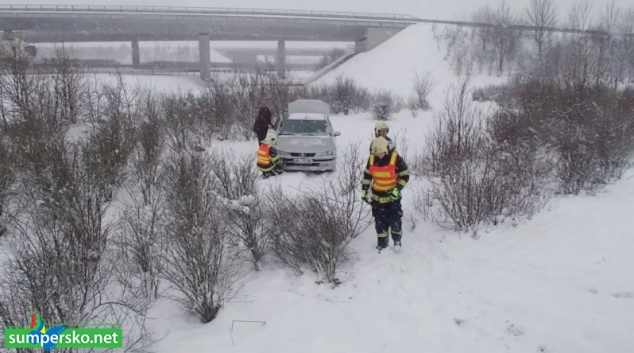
[389,188,401,201]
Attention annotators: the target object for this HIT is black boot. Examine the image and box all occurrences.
[377,236,389,251]
[392,232,402,247]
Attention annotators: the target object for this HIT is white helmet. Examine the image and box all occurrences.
[264,131,277,145]
[374,120,389,136]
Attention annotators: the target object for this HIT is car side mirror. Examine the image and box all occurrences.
[333,131,341,137]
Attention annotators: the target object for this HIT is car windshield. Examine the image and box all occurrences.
[279,120,330,136]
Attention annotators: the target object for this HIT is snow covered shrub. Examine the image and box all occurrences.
[420,77,553,235]
[161,92,204,153]
[268,142,371,284]
[134,117,166,206]
[0,137,12,237]
[300,76,371,115]
[327,74,358,115]
[117,189,166,300]
[224,71,269,139]
[492,65,634,195]
[371,90,404,120]
[161,151,243,323]
[0,142,154,352]
[82,108,137,201]
[209,147,272,271]
[407,70,436,116]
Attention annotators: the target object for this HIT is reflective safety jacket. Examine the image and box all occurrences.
[362,151,410,203]
[256,144,281,172]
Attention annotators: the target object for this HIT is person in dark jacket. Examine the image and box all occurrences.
[253,107,273,143]
[361,136,410,252]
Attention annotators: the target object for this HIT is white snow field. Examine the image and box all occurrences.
[312,23,508,100]
[2,21,633,353]
[142,23,634,353]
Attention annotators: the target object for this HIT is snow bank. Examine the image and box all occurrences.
[312,23,508,108]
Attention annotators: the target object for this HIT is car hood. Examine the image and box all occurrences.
[276,135,335,153]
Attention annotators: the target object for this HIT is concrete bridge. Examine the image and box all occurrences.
[0,4,418,80]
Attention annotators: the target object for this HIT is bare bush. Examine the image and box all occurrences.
[161,92,200,153]
[502,76,634,194]
[389,128,411,163]
[408,71,436,115]
[0,136,13,237]
[224,72,268,139]
[45,45,86,124]
[209,147,272,270]
[117,186,166,301]
[371,90,404,120]
[82,109,137,201]
[416,76,485,177]
[0,143,153,352]
[420,77,553,235]
[161,151,243,323]
[133,114,165,206]
[268,142,371,284]
[328,75,357,115]
[306,77,372,115]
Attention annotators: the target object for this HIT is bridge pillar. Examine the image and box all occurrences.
[277,40,286,79]
[199,32,211,82]
[131,39,140,68]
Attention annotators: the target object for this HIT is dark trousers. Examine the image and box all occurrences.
[256,131,267,144]
[371,198,403,247]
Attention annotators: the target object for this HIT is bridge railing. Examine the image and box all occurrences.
[0,4,419,22]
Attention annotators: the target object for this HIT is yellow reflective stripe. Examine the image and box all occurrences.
[398,180,407,187]
[397,170,409,176]
[259,165,275,172]
[364,169,371,174]
[391,229,402,235]
[369,155,374,165]
[371,194,393,203]
[271,155,280,162]
[362,179,371,185]
[373,184,396,192]
[373,171,392,178]
[377,232,389,238]
[389,152,398,165]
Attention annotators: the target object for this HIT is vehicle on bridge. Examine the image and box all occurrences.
[275,99,341,173]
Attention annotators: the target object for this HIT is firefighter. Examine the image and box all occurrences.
[369,120,396,154]
[256,131,284,179]
[361,136,410,251]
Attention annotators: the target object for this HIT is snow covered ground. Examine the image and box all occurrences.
[152,166,634,353]
[3,20,634,353]
[142,23,634,353]
[147,108,634,353]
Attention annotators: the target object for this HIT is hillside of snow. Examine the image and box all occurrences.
[312,23,508,104]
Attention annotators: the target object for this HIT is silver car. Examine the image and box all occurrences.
[275,108,341,172]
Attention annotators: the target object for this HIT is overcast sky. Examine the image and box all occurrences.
[5,0,634,25]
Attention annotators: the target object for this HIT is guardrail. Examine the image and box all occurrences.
[0,4,419,22]
[1,4,630,38]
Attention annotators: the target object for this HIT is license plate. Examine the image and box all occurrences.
[293,158,312,164]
